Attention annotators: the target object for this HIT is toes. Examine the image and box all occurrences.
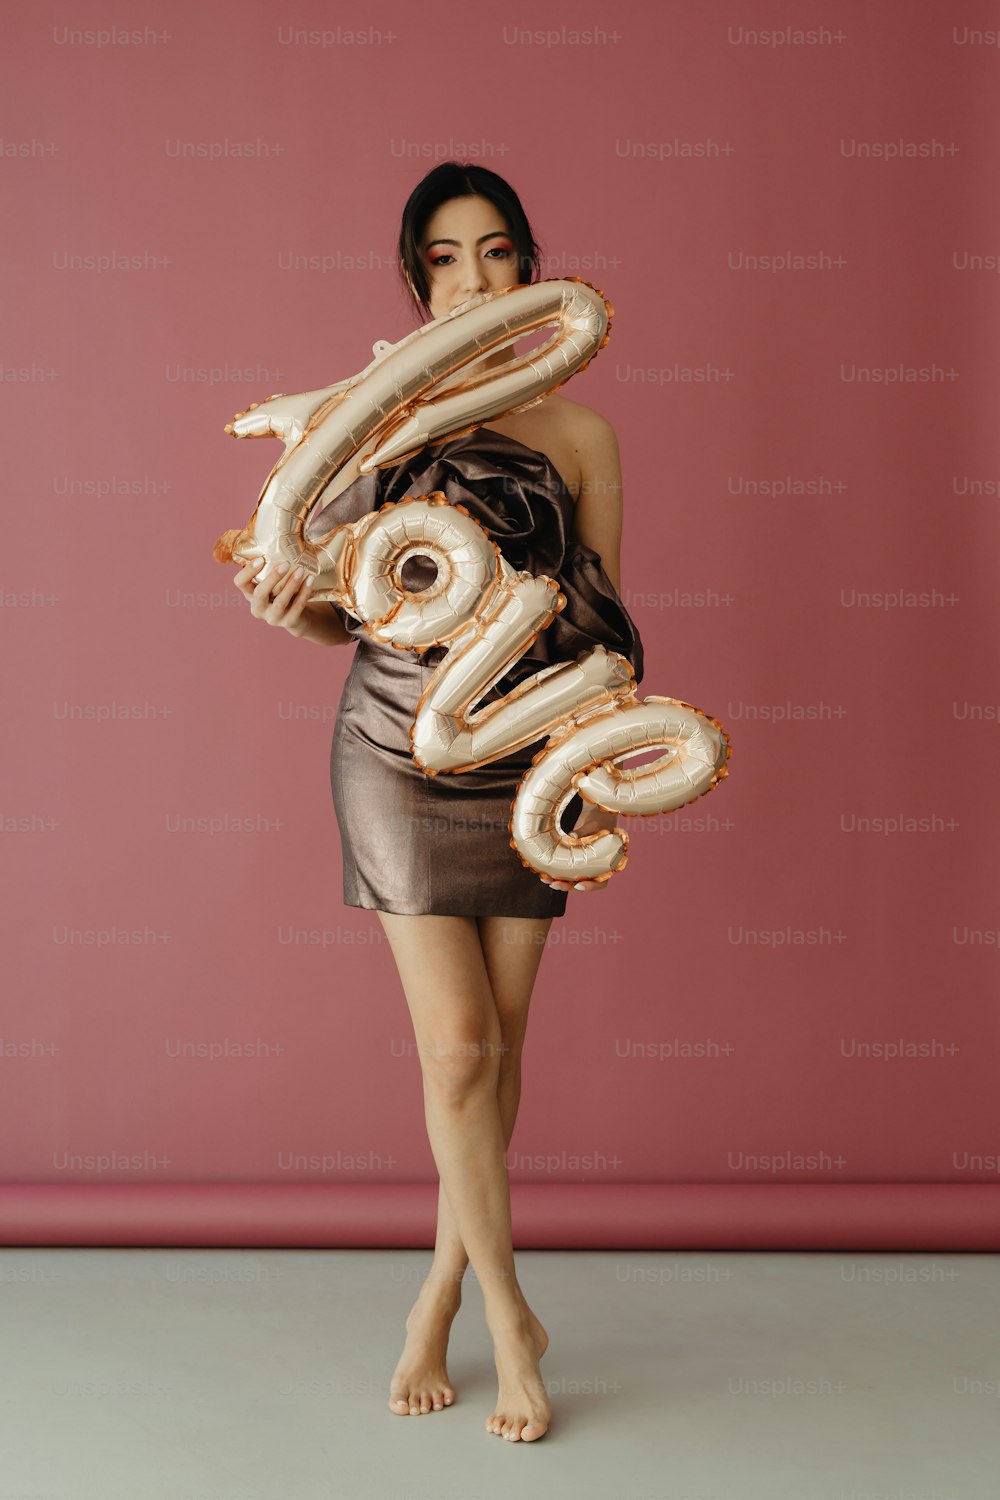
[521,1420,547,1441]
[392,1385,455,1414]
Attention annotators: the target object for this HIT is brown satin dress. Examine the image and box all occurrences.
[303,427,646,918]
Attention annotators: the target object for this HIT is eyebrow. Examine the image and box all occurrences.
[424,231,511,250]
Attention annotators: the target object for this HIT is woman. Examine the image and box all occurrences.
[231,163,645,1443]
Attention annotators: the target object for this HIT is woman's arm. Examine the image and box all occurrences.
[571,411,624,594]
[291,600,355,647]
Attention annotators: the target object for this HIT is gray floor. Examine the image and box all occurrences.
[0,1246,997,1498]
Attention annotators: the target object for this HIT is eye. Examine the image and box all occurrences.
[428,246,512,269]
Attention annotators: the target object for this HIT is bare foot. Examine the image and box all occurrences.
[484,1305,551,1442]
[388,1284,461,1416]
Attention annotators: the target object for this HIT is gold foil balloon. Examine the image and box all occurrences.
[212,276,613,590]
[215,278,732,883]
[333,492,730,884]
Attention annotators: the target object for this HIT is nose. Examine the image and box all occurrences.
[458,260,489,298]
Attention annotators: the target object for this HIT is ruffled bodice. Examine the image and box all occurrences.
[304,426,644,689]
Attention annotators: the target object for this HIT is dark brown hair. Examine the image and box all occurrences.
[397,161,542,323]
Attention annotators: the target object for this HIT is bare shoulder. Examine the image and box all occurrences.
[553,399,624,590]
[540,396,620,504]
[556,399,622,506]
[557,396,619,453]
[483,393,618,503]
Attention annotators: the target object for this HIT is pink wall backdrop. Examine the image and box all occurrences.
[4,0,999,1244]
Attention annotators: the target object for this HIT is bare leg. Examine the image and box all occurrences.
[384,915,553,1418]
[428,916,553,1325]
[378,911,553,1441]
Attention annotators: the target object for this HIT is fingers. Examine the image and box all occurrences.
[231,556,264,600]
[248,562,285,617]
[540,875,606,894]
[267,564,317,623]
[238,559,316,624]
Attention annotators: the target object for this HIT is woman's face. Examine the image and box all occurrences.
[418,194,520,322]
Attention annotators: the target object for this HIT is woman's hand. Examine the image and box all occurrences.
[232,556,316,636]
[537,803,620,894]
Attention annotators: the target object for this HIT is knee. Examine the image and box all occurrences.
[420,1032,502,1104]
